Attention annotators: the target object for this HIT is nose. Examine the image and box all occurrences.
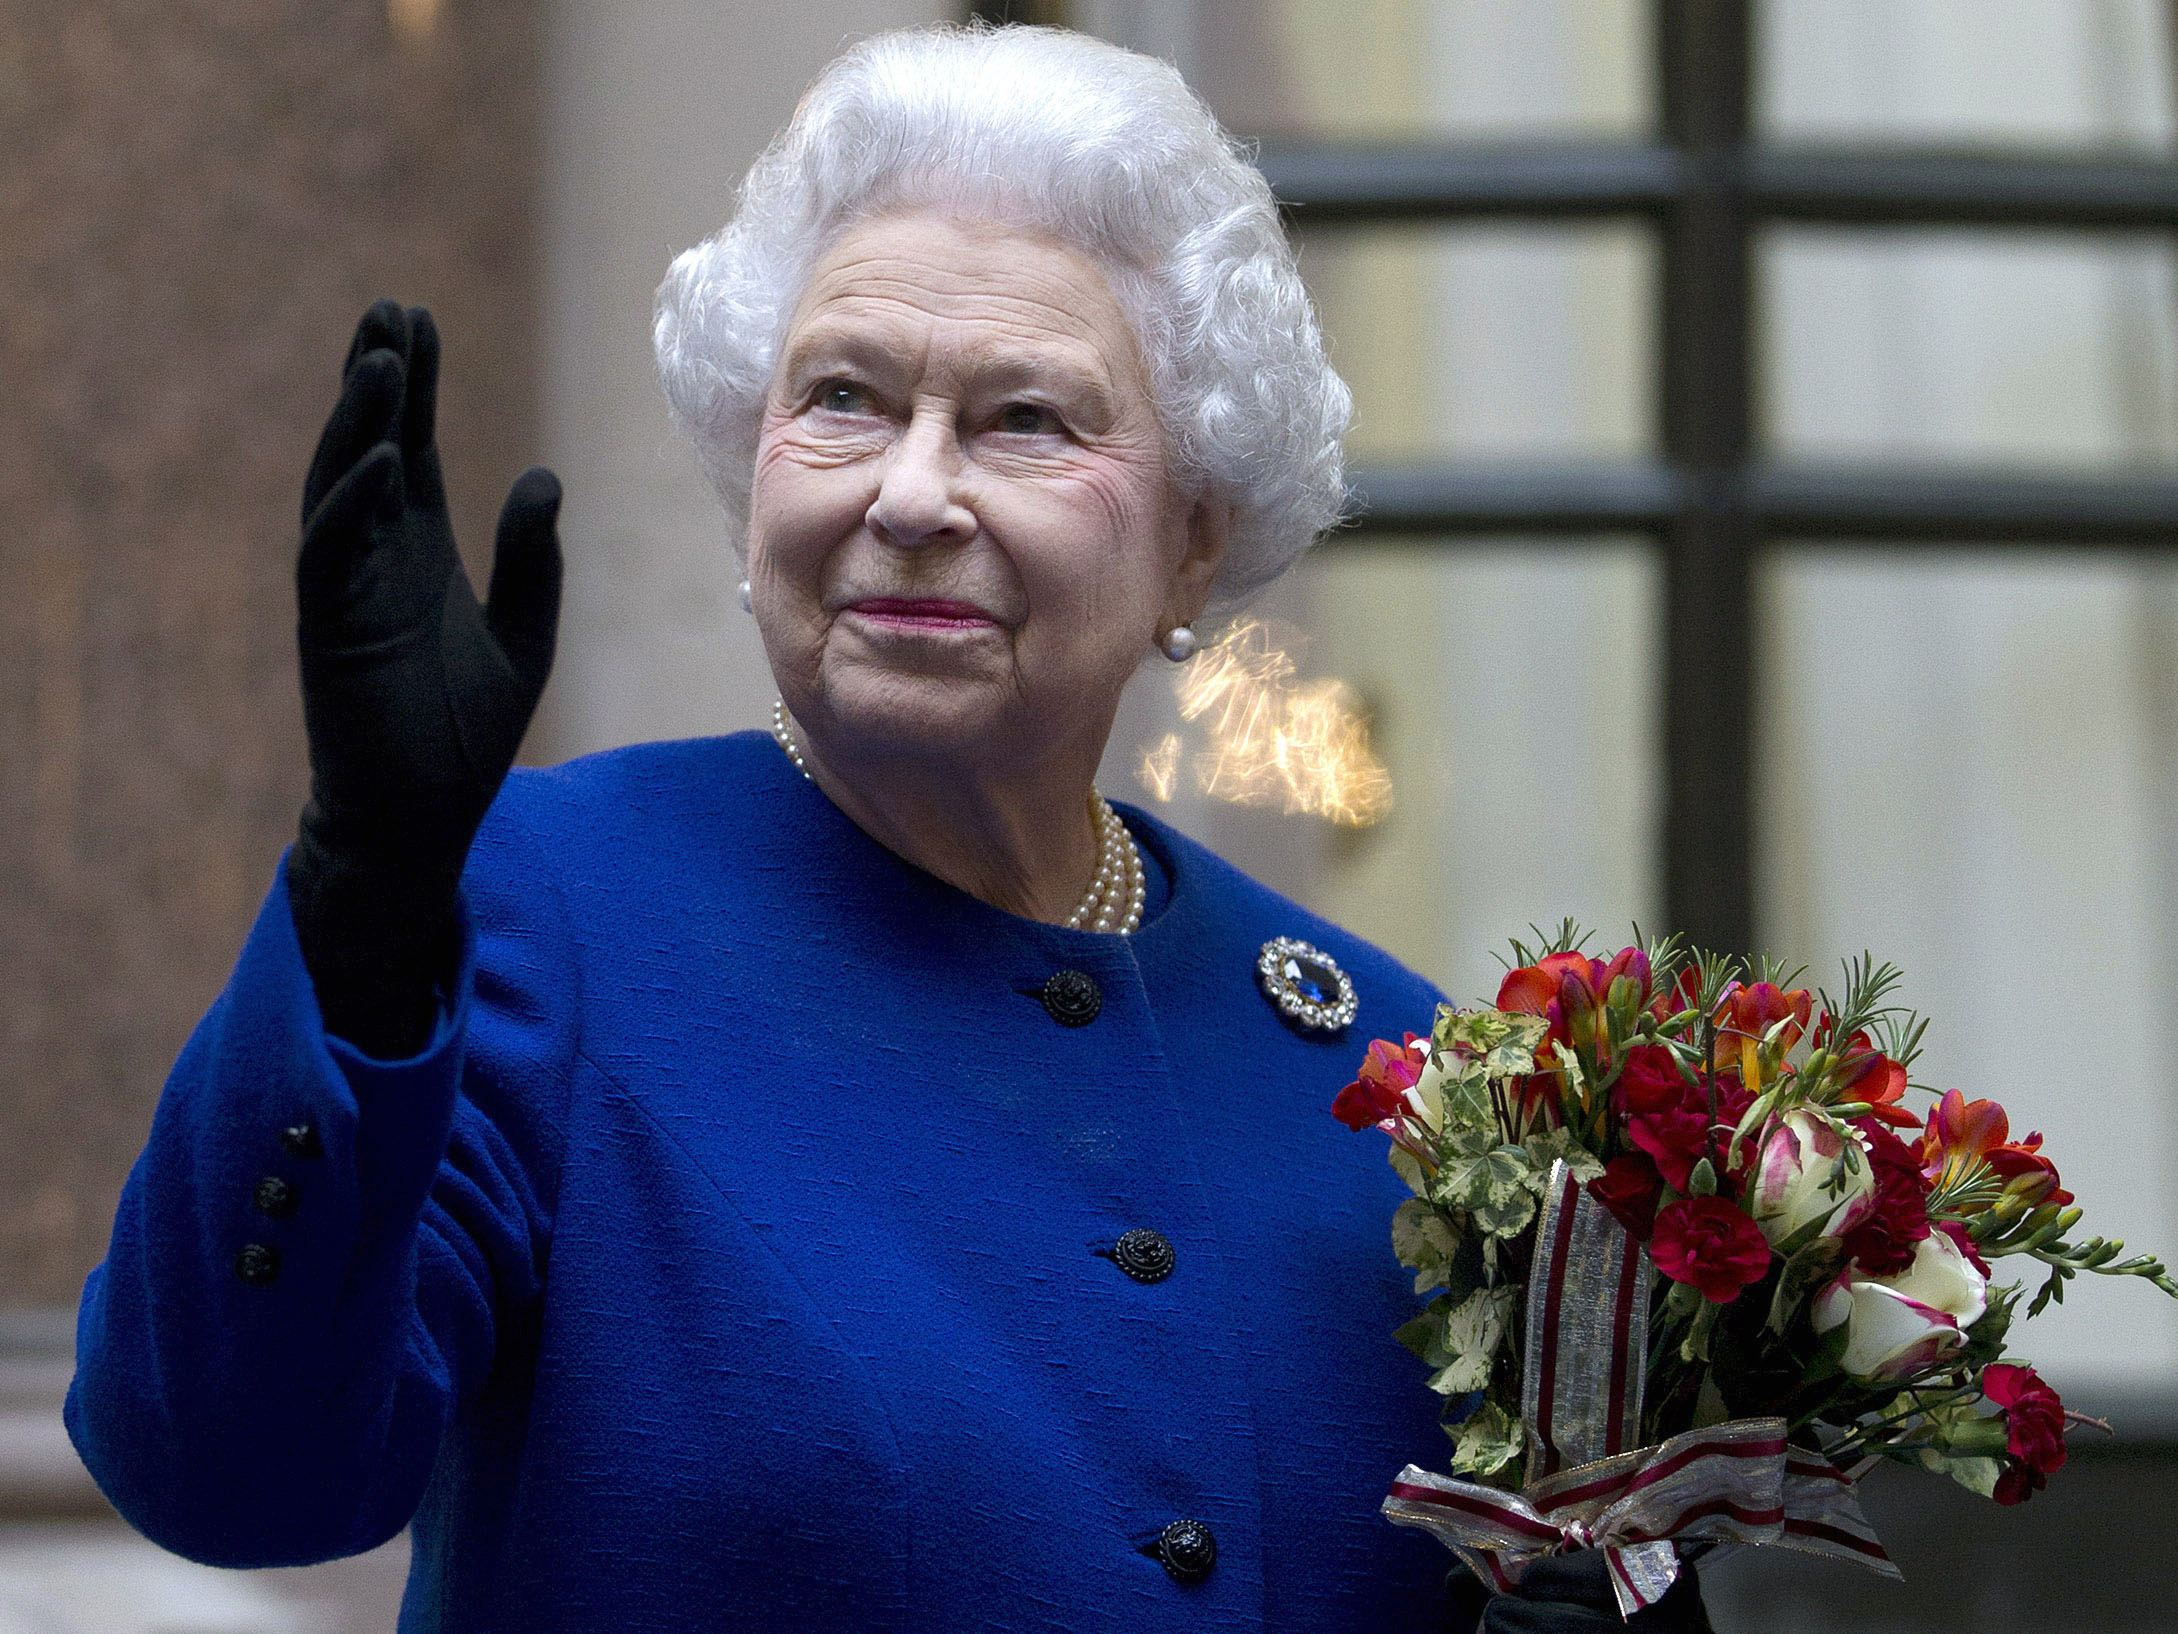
[867,406,976,548]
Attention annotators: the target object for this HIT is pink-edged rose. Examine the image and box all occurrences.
[1747,1111,1877,1247]
[1982,1363,2066,1504]
[1650,1196,1772,1303]
[1812,1229,1989,1381]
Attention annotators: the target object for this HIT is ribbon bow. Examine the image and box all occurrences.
[1384,1418,1898,1616]
[1380,1164,1899,1618]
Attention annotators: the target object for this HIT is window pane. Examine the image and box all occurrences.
[1759,550,2178,1389]
[1104,540,1660,999]
[1081,0,1651,140]
[1760,0,2176,151]
[1763,228,2178,467]
[1300,224,1656,461]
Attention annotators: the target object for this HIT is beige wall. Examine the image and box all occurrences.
[0,0,541,1306]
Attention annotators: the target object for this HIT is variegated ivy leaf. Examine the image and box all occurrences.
[1435,1059,1496,1136]
[1434,1285,1517,1393]
[1387,1142,1428,1201]
[1436,1008,1550,1083]
[1520,1128,1605,1188]
[1436,1144,1536,1217]
[1470,1187,1540,1238]
[1391,1197,1463,1293]
[1446,1399,1526,1482]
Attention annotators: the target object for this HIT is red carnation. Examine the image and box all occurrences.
[1628,1105,1712,1193]
[1840,1118,1934,1276]
[1588,1152,1665,1241]
[1613,1045,1688,1117]
[1650,1196,1772,1303]
[1983,1363,2067,1504]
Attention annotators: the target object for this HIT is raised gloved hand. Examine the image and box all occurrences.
[285,300,563,1057]
[1445,1554,1714,1634]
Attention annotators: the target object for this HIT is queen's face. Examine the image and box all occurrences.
[748,209,1220,774]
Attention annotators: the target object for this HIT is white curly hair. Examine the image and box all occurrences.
[653,22,1351,611]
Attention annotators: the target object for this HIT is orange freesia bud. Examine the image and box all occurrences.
[1833,1031,1920,1128]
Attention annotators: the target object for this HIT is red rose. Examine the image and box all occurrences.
[1840,1118,1933,1276]
[1588,1153,1665,1241]
[1983,1363,2067,1504]
[1650,1196,1772,1303]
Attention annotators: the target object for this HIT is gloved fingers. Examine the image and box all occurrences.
[303,347,405,526]
[484,466,564,696]
[340,298,409,381]
[400,305,441,462]
[297,442,404,628]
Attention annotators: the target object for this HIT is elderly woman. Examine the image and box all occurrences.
[67,24,1707,1634]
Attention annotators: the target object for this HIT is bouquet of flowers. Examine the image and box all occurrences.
[1334,926,2177,1616]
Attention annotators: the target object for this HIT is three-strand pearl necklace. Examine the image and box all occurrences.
[771,699,1145,935]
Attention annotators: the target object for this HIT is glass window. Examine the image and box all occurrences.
[1301,223,1656,461]
[1082,0,1651,140]
[1760,0,2175,152]
[1763,228,2178,466]
[1759,549,2178,1384]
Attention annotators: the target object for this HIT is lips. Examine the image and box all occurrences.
[845,597,1000,632]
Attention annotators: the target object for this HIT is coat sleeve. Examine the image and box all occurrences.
[64,798,579,1568]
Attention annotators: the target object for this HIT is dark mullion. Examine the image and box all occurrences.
[1259,143,2178,229]
[1656,0,1757,959]
[1341,460,2178,542]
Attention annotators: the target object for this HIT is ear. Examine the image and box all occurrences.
[1162,492,1232,630]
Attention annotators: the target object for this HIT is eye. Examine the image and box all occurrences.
[996,401,1061,436]
[812,379,875,416]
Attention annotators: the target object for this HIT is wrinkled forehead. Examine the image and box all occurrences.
[776,210,1152,400]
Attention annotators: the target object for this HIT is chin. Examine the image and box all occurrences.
[802,664,1017,762]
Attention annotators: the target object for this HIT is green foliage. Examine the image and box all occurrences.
[1445,1399,1526,1486]
[1390,1197,1462,1294]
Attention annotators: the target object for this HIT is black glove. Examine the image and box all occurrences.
[1445,1553,1714,1634]
[285,300,562,1058]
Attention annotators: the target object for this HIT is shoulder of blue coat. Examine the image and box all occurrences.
[482,732,779,839]
[1117,800,1449,1031]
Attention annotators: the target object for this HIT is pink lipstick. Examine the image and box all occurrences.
[847,598,999,632]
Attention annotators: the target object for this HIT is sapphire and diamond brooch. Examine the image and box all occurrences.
[1255,936,1358,1034]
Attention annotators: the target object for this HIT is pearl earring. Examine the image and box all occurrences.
[738,580,753,614]
[1160,624,1198,663]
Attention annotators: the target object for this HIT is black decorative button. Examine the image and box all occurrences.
[1155,1518,1217,1584]
[279,1122,322,1158]
[1039,969,1102,1027]
[1111,1228,1175,1284]
[253,1176,299,1220]
[233,1243,280,1287]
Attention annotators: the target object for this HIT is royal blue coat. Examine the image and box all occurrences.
[68,732,1456,1631]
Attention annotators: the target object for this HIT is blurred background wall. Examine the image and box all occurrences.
[6,0,2178,1629]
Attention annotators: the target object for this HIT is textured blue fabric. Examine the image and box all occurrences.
[68,731,1457,1631]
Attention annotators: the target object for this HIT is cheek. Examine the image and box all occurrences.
[750,419,881,573]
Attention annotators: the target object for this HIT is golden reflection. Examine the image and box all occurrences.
[1142,619,1392,827]
[389,0,441,45]
[1138,732,1182,804]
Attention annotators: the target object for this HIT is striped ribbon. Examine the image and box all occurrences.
[1381,1161,1899,1616]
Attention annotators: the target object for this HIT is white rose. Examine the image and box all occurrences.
[1812,1230,1989,1382]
